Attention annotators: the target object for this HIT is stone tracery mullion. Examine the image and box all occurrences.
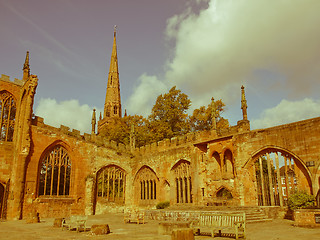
[0,92,16,142]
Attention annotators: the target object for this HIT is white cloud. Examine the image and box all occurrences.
[35,98,101,134]
[127,0,320,116]
[251,98,320,129]
[126,73,168,116]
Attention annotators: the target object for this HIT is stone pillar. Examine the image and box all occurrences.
[266,153,275,206]
[85,176,95,215]
[275,153,284,207]
[259,157,266,205]
[284,156,290,200]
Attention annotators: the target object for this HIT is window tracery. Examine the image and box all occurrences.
[135,167,157,204]
[97,165,125,203]
[0,91,16,142]
[38,145,71,196]
[172,160,192,203]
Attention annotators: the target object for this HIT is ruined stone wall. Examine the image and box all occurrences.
[24,118,134,218]
[233,117,320,205]
[0,142,13,184]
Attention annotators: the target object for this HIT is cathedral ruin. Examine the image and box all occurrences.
[0,30,319,220]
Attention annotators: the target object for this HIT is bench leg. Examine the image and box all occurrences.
[211,230,215,238]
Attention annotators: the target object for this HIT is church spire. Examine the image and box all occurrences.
[103,26,121,118]
[22,51,30,81]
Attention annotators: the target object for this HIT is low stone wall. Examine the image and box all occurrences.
[294,209,320,227]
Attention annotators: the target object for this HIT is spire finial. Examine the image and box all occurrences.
[211,97,217,130]
[23,51,30,81]
[91,109,96,134]
[241,85,248,120]
[114,25,117,37]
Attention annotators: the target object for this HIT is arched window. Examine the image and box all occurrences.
[97,165,125,203]
[172,160,192,204]
[113,106,117,115]
[135,166,157,205]
[0,91,16,142]
[38,145,71,196]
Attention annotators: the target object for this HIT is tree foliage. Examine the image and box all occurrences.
[99,115,151,148]
[189,99,229,132]
[148,86,191,142]
[288,191,315,210]
[99,86,230,146]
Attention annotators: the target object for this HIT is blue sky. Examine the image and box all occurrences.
[1,0,320,133]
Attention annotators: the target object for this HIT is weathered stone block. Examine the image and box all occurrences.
[158,221,190,235]
[171,228,194,240]
[53,218,64,227]
[91,224,110,235]
[25,209,40,224]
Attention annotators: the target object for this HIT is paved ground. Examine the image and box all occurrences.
[0,213,319,240]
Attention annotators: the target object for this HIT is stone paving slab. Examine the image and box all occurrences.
[0,213,319,240]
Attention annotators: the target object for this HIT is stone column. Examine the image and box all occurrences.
[85,176,95,215]
[275,153,284,207]
[259,157,266,205]
[266,153,275,206]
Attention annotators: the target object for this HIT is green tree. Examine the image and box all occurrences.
[189,99,229,132]
[148,86,191,142]
[99,115,151,148]
[99,116,129,145]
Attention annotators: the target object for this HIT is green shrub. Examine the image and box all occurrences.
[288,191,315,210]
[156,201,170,209]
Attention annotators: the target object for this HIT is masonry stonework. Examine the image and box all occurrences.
[1,37,320,220]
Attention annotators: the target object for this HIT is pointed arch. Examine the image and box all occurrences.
[0,90,16,142]
[171,159,192,204]
[134,165,158,206]
[96,164,126,203]
[223,149,234,178]
[216,186,233,199]
[38,144,71,196]
[244,146,312,206]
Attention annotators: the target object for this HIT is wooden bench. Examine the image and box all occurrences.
[124,210,145,224]
[62,215,88,232]
[191,212,246,239]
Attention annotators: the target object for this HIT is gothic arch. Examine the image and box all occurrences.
[96,164,126,203]
[37,143,72,196]
[215,186,233,199]
[211,151,221,167]
[244,146,312,206]
[171,159,192,204]
[0,90,16,142]
[134,165,158,206]
[223,149,234,178]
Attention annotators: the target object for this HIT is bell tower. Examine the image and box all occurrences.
[98,26,122,133]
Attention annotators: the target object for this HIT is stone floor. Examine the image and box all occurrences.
[0,213,319,240]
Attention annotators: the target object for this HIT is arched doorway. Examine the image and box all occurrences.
[250,148,312,206]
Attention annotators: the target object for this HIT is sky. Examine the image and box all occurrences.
[1,0,320,134]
